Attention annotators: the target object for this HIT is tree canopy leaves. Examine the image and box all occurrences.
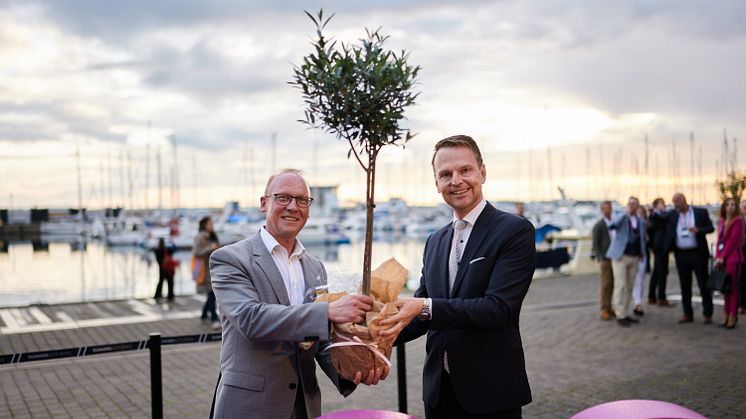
[290,9,420,171]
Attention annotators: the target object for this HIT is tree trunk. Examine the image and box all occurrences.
[361,155,377,296]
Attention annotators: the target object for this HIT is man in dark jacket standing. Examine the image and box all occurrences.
[380,135,534,418]
[591,201,615,321]
[665,193,715,324]
[647,198,675,306]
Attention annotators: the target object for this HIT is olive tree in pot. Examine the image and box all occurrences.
[290,10,420,295]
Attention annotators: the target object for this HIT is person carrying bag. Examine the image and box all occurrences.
[712,198,743,329]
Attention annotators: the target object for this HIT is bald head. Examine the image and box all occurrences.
[264,169,310,196]
[672,193,688,213]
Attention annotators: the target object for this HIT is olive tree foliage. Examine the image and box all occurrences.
[716,172,746,204]
[290,9,420,295]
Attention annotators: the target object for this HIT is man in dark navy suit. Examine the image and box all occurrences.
[665,192,715,324]
[381,135,536,419]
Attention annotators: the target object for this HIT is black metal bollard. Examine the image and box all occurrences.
[396,343,407,414]
[149,333,163,419]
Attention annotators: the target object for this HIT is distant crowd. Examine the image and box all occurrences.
[591,193,744,329]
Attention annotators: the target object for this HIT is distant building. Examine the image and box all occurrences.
[310,186,339,218]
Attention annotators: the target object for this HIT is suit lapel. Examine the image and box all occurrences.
[250,232,290,305]
[437,227,454,297]
[451,203,495,297]
[300,256,324,302]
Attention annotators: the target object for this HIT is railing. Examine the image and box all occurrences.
[1,332,410,416]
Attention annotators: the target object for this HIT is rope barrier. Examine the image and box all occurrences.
[0,332,222,366]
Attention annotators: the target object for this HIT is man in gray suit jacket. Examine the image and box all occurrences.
[591,200,615,321]
[210,169,386,419]
[606,196,648,327]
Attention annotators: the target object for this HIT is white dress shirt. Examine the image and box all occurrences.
[260,227,306,306]
[675,209,698,250]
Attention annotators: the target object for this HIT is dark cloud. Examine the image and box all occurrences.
[10,0,481,44]
[2,0,744,151]
[0,101,127,143]
[136,41,278,100]
[175,127,273,151]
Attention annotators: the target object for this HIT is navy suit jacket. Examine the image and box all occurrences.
[397,202,535,413]
[663,206,714,256]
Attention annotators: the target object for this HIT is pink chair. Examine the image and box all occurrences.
[319,410,418,419]
[571,399,707,419]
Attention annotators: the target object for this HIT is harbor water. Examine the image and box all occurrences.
[0,235,426,308]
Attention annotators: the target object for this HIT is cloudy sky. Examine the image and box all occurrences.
[2,0,745,210]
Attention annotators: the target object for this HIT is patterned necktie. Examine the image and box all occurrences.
[445,219,468,374]
[448,219,468,293]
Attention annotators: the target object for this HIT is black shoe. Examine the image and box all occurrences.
[657,299,676,307]
[617,319,631,327]
[633,308,644,316]
[623,316,640,323]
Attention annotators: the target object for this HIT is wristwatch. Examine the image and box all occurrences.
[418,298,432,320]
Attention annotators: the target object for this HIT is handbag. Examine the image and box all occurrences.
[191,255,206,286]
[163,250,179,275]
[707,267,731,293]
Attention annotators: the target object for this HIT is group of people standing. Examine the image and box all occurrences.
[592,192,745,329]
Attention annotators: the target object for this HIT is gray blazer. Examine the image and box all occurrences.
[210,231,355,419]
[605,214,647,260]
[591,218,612,261]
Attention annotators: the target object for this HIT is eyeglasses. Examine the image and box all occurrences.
[266,194,314,208]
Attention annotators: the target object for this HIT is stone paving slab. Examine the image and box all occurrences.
[1,272,745,418]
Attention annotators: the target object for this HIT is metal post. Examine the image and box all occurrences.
[149,333,163,419]
[396,343,407,414]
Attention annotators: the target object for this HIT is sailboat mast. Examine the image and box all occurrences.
[127,151,133,211]
[145,121,151,210]
[192,153,198,208]
[689,132,694,202]
[119,151,125,209]
[157,147,162,211]
[585,146,590,200]
[642,134,650,202]
[250,147,255,207]
[546,147,553,200]
[76,145,83,218]
[697,145,703,203]
[170,135,179,210]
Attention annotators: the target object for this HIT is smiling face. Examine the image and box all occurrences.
[433,145,486,219]
[260,172,310,246]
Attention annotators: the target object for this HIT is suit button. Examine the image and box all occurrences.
[289,383,297,390]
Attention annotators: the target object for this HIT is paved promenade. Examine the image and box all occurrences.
[1,272,745,418]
